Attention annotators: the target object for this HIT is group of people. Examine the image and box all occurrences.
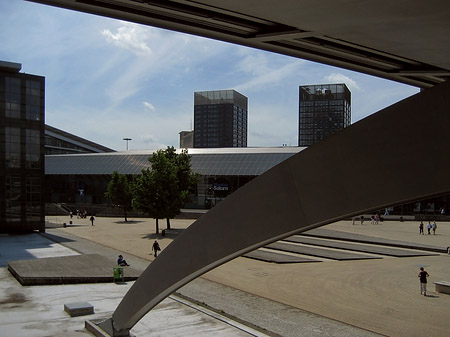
[68,210,95,225]
[352,214,380,225]
[370,214,380,225]
[69,209,89,219]
[419,221,437,235]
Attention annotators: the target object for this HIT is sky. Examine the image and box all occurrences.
[1,0,420,151]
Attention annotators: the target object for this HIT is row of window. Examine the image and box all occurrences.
[5,176,41,222]
[300,99,348,106]
[300,106,346,113]
[5,127,41,169]
[299,123,344,130]
[2,77,42,121]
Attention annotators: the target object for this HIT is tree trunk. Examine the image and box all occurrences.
[155,218,159,234]
[166,218,171,230]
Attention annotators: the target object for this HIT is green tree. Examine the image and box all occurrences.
[105,171,133,222]
[132,146,198,233]
[163,147,198,229]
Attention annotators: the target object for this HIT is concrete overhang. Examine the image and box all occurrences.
[27,0,450,88]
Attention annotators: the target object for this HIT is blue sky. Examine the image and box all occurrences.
[1,0,419,151]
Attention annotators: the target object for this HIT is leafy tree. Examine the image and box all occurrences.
[105,171,133,222]
[163,147,198,229]
[132,146,198,233]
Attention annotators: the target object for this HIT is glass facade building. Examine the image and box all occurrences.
[194,90,248,148]
[298,83,351,146]
[0,61,45,232]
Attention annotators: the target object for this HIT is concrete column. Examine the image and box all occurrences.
[110,80,450,333]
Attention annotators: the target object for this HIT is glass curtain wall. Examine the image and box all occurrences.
[0,65,45,233]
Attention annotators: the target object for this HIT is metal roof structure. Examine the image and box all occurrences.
[28,0,450,88]
[45,124,116,154]
[45,147,304,176]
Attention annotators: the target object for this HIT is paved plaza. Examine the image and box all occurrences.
[1,215,450,336]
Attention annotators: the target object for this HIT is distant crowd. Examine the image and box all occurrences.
[352,214,380,225]
[70,209,89,219]
[69,210,95,226]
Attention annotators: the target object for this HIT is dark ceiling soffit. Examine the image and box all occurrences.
[27,0,450,88]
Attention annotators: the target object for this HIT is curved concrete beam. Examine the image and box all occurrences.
[110,80,450,334]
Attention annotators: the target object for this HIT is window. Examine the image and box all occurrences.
[5,77,21,119]
[6,176,21,222]
[26,129,41,169]
[26,80,42,120]
[5,127,21,168]
[26,176,41,222]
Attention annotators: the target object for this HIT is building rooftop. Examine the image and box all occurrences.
[0,60,21,73]
[45,147,305,176]
[45,124,115,154]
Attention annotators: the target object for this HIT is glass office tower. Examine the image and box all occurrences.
[0,61,45,232]
[194,90,248,148]
[298,83,351,146]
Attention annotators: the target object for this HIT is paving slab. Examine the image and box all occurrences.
[44,217,450,337]
[286,235,438,257]
[8,254,141,285]
[265,241,381,260]
[0,268,264,337]
[244,249,321,263]
[303,228,447,252]
[0,233,78,267]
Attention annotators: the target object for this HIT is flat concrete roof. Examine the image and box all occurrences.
[0,60,21,73]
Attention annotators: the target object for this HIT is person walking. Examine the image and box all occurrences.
[152,240,161,257]
[427,221,432,235]
[419,222,424,235]
[418,267,430,296]
[90,215,95,226]
[432,221,437,235]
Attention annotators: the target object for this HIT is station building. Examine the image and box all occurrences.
[45,146,450,217]
[45,147,303,209]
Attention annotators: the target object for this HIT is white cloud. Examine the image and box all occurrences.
[141,134,162,147]
[234,58,303,92]
[143,101,156,111]
[2,1,420,152]
[324,73,361,91]
[102,23,152,56]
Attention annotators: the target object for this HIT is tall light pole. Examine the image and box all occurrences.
[123,138,132,151]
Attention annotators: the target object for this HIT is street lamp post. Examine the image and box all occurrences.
[123,138,132,150]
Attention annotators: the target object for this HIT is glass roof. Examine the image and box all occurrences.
[45,147,304,176]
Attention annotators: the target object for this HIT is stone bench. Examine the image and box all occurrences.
[64,302,94,317]
[434,281,450,295]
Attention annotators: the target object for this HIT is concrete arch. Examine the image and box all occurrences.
[103,80,450,336]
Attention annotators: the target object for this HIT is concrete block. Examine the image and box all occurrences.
[434,281,450,295]
[64,302,94,317]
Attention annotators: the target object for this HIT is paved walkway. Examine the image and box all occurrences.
[42,216,450,337]
[0,233,272,337]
